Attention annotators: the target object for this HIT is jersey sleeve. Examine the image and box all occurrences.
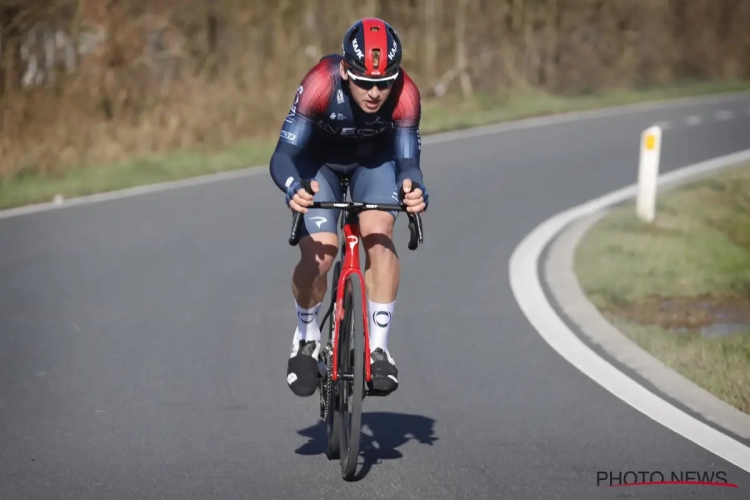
[391,72,424,187]
[269,58,335,192]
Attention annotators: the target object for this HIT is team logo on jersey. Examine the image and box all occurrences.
[285,85,304,124]
[365,116,386,126]
[318,123,387,138]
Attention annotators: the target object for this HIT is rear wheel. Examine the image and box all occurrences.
[338,276,364,480]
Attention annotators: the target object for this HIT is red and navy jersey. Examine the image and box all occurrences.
[269,54,423,191]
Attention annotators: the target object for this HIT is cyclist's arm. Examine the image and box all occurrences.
[391,72,424,188]
[268,114,315,192]
[269,63,332,192]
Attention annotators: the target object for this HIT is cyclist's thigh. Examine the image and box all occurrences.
[298,160,343,239]
[349,156,400,220]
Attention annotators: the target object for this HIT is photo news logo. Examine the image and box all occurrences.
[596,470,738,488]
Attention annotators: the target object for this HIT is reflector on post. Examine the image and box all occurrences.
[636,125,663,223]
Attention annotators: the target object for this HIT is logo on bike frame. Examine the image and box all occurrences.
[347,236,358,252]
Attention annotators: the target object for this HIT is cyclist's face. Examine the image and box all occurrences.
[340,63,393,113]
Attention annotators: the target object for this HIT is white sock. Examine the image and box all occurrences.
[368,300,395,353]
[295,301,322,342]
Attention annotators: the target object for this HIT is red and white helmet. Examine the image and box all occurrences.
[341,18,402,84]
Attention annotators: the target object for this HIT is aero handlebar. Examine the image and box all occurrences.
[288,181,424,250]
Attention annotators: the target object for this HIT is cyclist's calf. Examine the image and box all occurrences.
[293,231,339,308]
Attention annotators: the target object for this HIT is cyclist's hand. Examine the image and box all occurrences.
[401,179,428,214]
[287,180,319,213]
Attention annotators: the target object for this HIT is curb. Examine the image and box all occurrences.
[543,163,750,441]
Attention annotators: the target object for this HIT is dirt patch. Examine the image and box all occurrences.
[608,295,750,330]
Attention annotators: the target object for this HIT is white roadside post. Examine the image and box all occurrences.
[636,125,662,223]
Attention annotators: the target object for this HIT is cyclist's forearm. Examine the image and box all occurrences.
[269,142,304,192]
[269,111,319,191]
[393,126,423,186]
[395,158,423,187]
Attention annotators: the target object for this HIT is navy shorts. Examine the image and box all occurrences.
[295,150,401,237]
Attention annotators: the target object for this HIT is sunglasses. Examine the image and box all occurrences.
[347,70,399,91]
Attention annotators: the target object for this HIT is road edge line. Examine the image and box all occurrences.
[546,209,750,441]
[509,148,750,473]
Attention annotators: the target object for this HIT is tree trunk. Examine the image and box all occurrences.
[422,0,439,84]
[455,0,473,99]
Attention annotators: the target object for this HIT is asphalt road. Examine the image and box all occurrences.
[2,94,750,499]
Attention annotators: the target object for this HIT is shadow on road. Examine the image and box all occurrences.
[295,411,438,480]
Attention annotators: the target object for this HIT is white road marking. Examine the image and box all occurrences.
[715,109,734,121]
[509,148,750,474]
[685,115,703,126]
[422,92,750,145]
[0,167,269,220]
[654,120,672,130]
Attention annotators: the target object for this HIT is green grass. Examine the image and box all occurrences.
[2,79,750,210]
[0,141,276,209]
[608,318,750,414]
[575,163,750,414]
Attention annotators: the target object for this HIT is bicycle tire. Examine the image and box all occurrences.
[339,276,364,480]
[325,261,342,460]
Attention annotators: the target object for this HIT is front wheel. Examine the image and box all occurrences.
[338,276,364,480]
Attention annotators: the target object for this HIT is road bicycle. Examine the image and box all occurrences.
[288,177,424,480]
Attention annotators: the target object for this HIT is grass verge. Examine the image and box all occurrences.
[574,163,750,414]
[2,79,750,210]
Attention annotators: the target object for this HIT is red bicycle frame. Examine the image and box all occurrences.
[331,221,371,383]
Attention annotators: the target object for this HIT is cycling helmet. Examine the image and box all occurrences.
[341,18,402,81]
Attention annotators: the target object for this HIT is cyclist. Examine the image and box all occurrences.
[269,18,429,398]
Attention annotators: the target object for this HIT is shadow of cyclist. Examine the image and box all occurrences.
[295,411,438,480]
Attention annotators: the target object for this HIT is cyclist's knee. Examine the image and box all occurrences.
[359,211,395,240]
[359,212,396,257]
[298,232,338,275]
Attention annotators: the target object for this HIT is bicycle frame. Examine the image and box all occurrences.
[331,210,371,383]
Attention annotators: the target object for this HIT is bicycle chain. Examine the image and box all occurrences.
[322,342,333,421]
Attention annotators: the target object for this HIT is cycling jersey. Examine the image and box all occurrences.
[269,54,423,193]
